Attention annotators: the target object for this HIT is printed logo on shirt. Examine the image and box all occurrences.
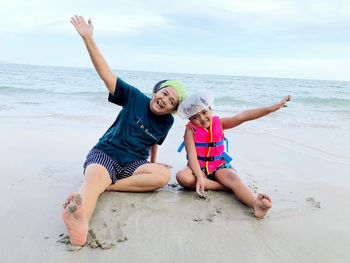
[136,117,158,142]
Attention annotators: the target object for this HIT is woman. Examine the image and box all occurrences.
[63,15,187,246]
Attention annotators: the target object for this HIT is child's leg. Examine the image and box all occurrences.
[214,169,271,219]
[176,166,225,190]
[63,164,112,246]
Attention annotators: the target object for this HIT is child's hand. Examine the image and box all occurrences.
[275,95,291,110]
[196,176,205,197]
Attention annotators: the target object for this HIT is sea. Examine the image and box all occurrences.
[1,63,349,163]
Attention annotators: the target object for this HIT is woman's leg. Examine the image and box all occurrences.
[176,166,225,190]
[106,163,171,192]
[214,168,272,218]
[62,164,112,246]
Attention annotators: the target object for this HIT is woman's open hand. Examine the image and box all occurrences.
[70,15,93,38]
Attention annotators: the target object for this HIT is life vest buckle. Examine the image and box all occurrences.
[208,142,217,147]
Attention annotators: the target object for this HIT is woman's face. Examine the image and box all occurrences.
[150,86,179,115]
[189,108,213,129]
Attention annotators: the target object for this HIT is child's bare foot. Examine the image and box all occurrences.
[62,193,88,246]
[253,193,272,219]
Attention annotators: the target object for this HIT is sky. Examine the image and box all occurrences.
[1,0,350,81]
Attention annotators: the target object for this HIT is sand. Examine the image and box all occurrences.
[1,116,350,263]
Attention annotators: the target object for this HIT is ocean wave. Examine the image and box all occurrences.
[213,105,244,113]
[0,85,106,98]
[296,96,350,108]
[17,101,42,105]
[0,86,50,94]
[214,96,250,105]
[59,90,106,97]
[0,104,12,111]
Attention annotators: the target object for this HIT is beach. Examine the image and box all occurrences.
[1,63,350,262]
[1,114,349,263]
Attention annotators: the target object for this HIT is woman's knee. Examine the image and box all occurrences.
[84,164,112,185]
[133,163,170,188]
[154,165,171,187]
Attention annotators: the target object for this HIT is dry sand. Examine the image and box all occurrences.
[1,117,350,263]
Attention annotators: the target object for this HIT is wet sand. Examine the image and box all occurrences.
[1,117,350,262]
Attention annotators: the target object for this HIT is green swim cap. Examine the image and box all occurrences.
[160,80,187,104]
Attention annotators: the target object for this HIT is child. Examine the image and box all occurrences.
[63,15,187,246]
[176,91,291,219]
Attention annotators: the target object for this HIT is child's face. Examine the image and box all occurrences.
[150,86,179,115]
[189,107,212,128]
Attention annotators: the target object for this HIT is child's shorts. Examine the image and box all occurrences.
[201,162,234,180]
[83,147,149,184]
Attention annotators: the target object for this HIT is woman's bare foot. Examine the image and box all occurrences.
[253,193,272,219]
[62,193,88,246]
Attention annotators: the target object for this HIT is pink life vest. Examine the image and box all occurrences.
[186,116,229,174]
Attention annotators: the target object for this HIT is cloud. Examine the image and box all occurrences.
[91,13,169,36]
[179,0,350,34]
[2,0,349,36]
[104,50,349,81]
[1,0,349,80]
[0,0,169,35]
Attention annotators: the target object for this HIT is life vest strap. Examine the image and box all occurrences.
[195,140,224,147]
[177,137,229,153]
[197,156,223,161]
[197,152,232,163]
[177,142,185,153]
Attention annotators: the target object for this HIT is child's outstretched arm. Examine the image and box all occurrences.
[184,127,206,196]
[221,95,291,130]
[70,15,117,95]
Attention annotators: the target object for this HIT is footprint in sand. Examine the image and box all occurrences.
[194,193,210,203]
[306,197,321,208]
[193,217,203,222]
[57,235,83,251]
[58,221,128,250]
[206,213,216,222]
[193,207,223,223]
[85,215,128,249]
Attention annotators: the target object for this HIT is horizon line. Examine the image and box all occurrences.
[1,61,349,83]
